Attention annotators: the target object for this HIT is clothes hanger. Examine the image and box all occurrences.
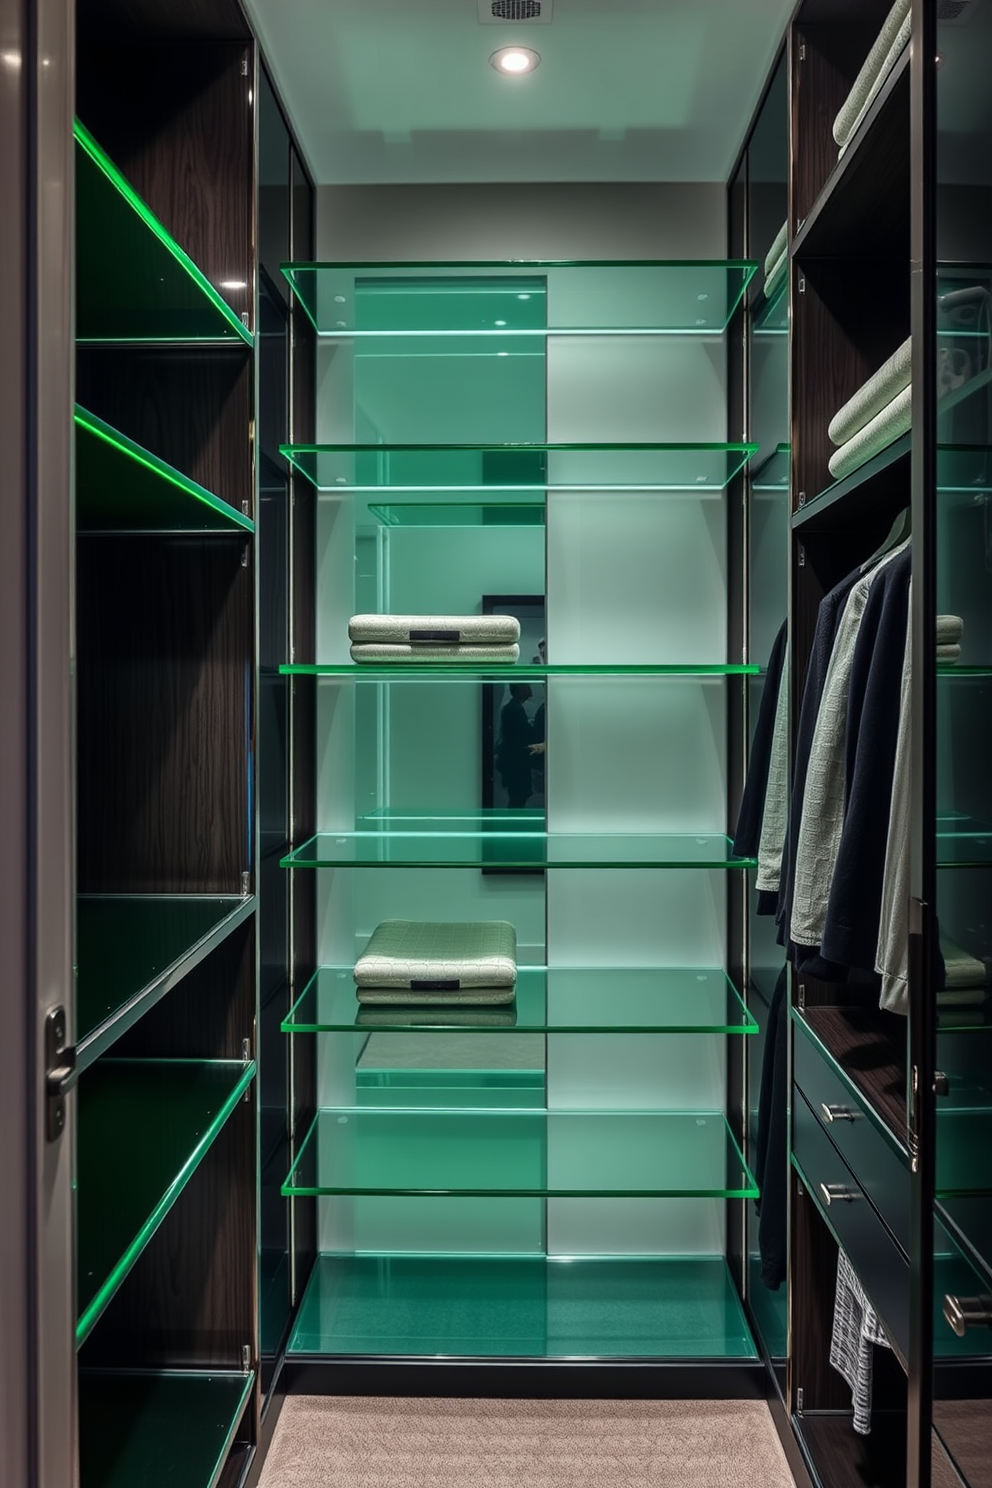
[860,506,911,572]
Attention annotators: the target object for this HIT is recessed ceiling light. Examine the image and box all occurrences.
[491,46,540,75]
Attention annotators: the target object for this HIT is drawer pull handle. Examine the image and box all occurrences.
[944,1294,992,1337]
[821,1103,856,1123]
[819,1182,858,1206]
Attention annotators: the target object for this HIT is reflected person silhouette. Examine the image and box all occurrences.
[497,682,534,808]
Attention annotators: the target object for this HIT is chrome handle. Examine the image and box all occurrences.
[943,1294,992,1338]
[821,1102,856,1123]
[819,1182,858,1206]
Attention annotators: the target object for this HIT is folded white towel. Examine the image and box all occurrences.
[834,0,912,149]
[941,936,989,990]
[829,338,912,446]
[764,221,788,281]
[828,384,912,481]
[350,642,520,663]
[349,613,520,645]
[937,615,964,645]
[936,644,961,664]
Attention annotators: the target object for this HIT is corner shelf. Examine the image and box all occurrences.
[281,826,756,871]
[281,663,759,680]
[76,895,256,1074]
[752,285,789,336]
[751,443,791,494]
[791,433,910,533]
[280,259,758,338]
[283,966,757,1035]
[75,121,253,347]
[283,1109,758,1199]
[77,1058,256,1346]
[287,1253,758,1359]
[78,1370,254,1488]
[281,442,758,495]
[75,407,254,535]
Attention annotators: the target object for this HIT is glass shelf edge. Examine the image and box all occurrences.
[74,120,253,349]
[75,406,254,535]
[75,1060,257,1348]
[279,664,760,677]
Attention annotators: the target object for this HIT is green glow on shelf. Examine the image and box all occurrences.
[280,662,760,679]
[75,407,254,533]
[74,119,253,347]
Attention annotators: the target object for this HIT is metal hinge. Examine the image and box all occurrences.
[798,490,807,508]
[798,544,806,569]
[242,1038,251,1064]
[242,869,251,897]
[45,1006,76,1142]
[241,544,250,568]
[799,41,806,61]
[241,310,250,327]
[242,1344,251,1371]
[798,982,806,1012]
[797,1387,805,1416]
[797,272,806,295]
[241,56,249,76]
[242,499,250,516]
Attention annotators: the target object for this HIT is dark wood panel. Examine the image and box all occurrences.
[78,0,249,39]
[77,536,251,894]
[79,1095,256,1369]
[114,918,255,1061]
[802,1003,907,1139]
[76,43,252,323]
[791,1175,856,1410]
[798,1410,909,1488]
[77,348,252,518]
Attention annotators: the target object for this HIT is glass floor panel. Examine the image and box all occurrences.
[77,1059,256,1345]
[283,1110,757,1199]
[79,1370,253,1488]
[281,828,755,871]
[76,895,253,1072]
[281,442,757,494]
[284,966,756,1035]
[75,122,252,346]
[281,260,757,337]
[75,408,253,534]
[282,663,757,679]
[287,1253,758,1359]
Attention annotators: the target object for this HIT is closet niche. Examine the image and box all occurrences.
[277,260,767,1375]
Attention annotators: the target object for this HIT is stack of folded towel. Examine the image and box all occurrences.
[354,920,518,1010]
[828,338,912,481]
[763,221,788,306]
[349,613,520,664]
[937,614,963,665]
[833,0,911,156]
[939,935,991,1009]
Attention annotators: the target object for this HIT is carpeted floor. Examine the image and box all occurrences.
[258,1396,796,1488]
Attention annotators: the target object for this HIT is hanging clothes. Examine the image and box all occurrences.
[753,963,789,1289]
[733,620,787,863]
[756,638,791,913]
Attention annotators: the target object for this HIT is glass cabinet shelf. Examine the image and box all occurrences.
[283,1109,757,1199]
[934,1196,992,1300]
[937,816,992,867]
[75,408,254,535]
[287,1253,757,1359]
[283,967,757,1035]
[369,501,545,527]
[77,1058,256,1346]
[75,121,253,346]
[281,260,757,337]
[751,443,790,493]
[79,1370,254,1488]
[281,662,758,680]
[281,442,758,494]
[281,826,755,871]
[76,895,255,1073]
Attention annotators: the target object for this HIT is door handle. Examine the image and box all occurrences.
[821,1103,856,1123]
[943,1294,992,1337]
[819,1182,859,1206]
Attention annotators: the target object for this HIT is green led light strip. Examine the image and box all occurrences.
[74,120,253,348]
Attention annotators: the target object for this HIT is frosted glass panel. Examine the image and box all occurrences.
[547,1198,725,1257]
[378,526,544,614]
[546,871,727,968]
[547,495,726,664]
[353,867,546,967]
[547,338,726,445]
[320,1195,545,1256]
[547,1033,724,1110]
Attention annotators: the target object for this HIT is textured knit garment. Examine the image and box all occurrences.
[350,642,520,663]
[753,965,789,1290]
[833,0,912,148]
[876,586,914,1013]
[830,1249,891,1435]
[828,337,912,447]
[354,920,517,1002]
[733,622,788,864]
[777,567,865,950]
[756,639,791,898]
[791,540,910,955]
[348,614,520,644]
[818,547,912,977]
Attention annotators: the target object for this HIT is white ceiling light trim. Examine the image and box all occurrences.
[490,45,541,74]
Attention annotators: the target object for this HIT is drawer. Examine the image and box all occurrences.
[794,1017,910,1253]
[793,1090,910,1365]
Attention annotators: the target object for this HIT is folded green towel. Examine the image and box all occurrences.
[356,1004,518,1027]
[828,384,912,481]
[829,337,911,446]
[763,221,788,281]
[355,919,518,1005]
[763,248,788,306]
[834,0,911,149]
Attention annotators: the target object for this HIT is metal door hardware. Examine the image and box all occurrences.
[944,1294,992,1337]
[819,1182,859,1206]
[45,1006,76,1142]
[820,1103,856,1123]
[934,1071,950,1097]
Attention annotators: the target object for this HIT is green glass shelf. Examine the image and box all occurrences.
[751,443,790,493]
[281,260,757,337]
[79,1370,254,1488]
[76,895,255,1072]
[751,282,789,335]
[283,1109,757,1199]
[75,122,252,346]
[281,825,754,871]
[937,816,992,867]
[287,1253,757,1359]
[75,408,253,534]
[77,1058,256,1346]
[937,445,992,500]
[281,662,758,680]
[937,666,992,677]
[284,966,756,1035]
[936,1109,992,1198]
[368,501,546,527]
[934,1196,992,1302]
[281,443,758,495]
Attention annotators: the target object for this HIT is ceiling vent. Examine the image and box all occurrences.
[478,0,553,23]
[938,0,983,22]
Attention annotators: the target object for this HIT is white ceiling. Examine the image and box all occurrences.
[246,0,795,185]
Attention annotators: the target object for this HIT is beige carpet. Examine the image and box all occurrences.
[259,1396,796,1488]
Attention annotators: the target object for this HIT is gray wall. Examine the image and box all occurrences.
[316,181,725,260]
